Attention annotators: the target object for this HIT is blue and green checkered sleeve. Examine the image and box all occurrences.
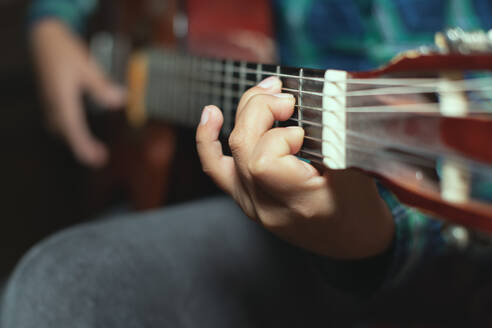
[377,184,447,288]
[311,183,447,297]
[28,0,98,33]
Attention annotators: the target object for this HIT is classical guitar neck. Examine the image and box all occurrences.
[127,48,350,169]
[95,36,492,234]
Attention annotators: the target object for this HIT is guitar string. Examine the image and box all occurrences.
[145,71,492,165]
[143,56,492,204]
[144,58,492,175]
[292,103,490,114]
[151,70,492,98]
[147,72,492,114]
[147,52,492,86]
[147,91,492,177]
[287,116,492,170]
[297,154,492,207]
[148,55,492,91]
[147,79,492,115]
[298,144,436,171]
[297,140,492,188]
[143,97,492,198]
[116,52,492,175]
[145,85,492,169]
[302,132,445,169]
[147,53,492,109]
[296,147,492,203]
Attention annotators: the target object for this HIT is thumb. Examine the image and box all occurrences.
[82,59,126,109]
[196,105,237,195]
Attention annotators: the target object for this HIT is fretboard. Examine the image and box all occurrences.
[143,48,339,168]
[144,49,325,133]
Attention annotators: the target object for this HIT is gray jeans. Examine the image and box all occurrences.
[1,197,491,327]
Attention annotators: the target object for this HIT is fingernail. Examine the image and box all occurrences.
[258,76,279,89]
[200,106,212,125]
[273,93,293,98]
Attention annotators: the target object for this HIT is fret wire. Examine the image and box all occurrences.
[156,52,163,119]
[185,56,193,124]
[186,57,199,120]
[256,63,262,83]
[180,55,189,122]
[156,53,163,118]
[239,61,247,99]
[274,65,281,128]
[175,55,182,122]
[170,55,177,121]
[169,54,175,122]
[194,57,202,123]
[223,60,234,134]
[199,59,208,121]
[164,53,172,119]
[197,58,208,124]
[212,60,222,108]
[298,68,304,129]
[171,54,178,120]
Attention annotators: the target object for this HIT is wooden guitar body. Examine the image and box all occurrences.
[89,0,273,211]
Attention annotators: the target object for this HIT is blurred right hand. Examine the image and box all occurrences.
[31,19,126,168]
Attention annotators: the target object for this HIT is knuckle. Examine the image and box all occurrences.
[195,141,206,156]
[290,202,318,220]
[249,93,267,107]
[228,130,244,151]
[201,165,214,177]
[195,133,205,146]
[240,87,256,102]
[247,156,269,177]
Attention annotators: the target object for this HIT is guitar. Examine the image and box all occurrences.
[93,27,492,233]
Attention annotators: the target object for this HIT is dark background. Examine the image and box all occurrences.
[0,0,104,278]
[0,0,220,280]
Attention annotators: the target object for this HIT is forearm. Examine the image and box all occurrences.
[291,170,395,260]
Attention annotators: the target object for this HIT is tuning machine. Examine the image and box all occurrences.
[436,27,492,54]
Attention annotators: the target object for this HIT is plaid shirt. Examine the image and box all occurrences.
[28,0,492,295]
